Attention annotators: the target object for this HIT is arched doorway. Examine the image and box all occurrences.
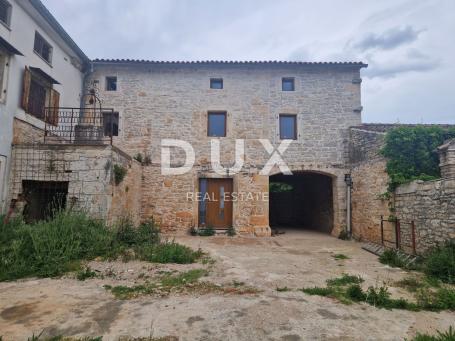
[269,172,334,233]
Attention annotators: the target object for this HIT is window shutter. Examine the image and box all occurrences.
[21,67,31,111]
[48,88,60,126]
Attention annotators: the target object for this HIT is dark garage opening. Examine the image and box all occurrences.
[22,180,69,223]
[269,172,334,233]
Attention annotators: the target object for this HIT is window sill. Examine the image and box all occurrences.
[15,111,46,130]
[0,20,11,31]
[33,50,53,68]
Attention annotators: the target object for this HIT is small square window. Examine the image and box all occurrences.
[208,111,226,137]
[103,111,119,136]
[0,0,12,27]
[279,114,297,140]
[106,76,117,91]
[210,78,223,89]
[282,77,295,91]
[33,32,53,64]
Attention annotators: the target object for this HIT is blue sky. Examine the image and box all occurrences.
[43,0,455,123]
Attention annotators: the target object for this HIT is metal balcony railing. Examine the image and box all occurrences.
[43,107,116,145]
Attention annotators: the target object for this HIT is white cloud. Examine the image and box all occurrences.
[42,0,455,123]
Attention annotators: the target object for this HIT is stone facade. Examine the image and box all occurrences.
[87,61,365,235]
[395,179,455,253]
[349,127,390,242]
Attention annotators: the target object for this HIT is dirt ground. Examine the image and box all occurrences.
[0,230,454,341]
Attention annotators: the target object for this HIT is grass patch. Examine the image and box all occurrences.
[410,327,455,341]
[300,274,455,311]
[105,269,260,299]
[326,274,363,286]
[332,254,350,260]
[0,213,203,282]
[26,334,102,341]
[76,266,97,281]
[379,249,417,269]
[276,286,291,292]
[423,240,455,284]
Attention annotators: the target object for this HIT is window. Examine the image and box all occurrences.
[33,32,53,64]
[210,78,223,89]
[103,111,119,136]
[106,76,117,91]
[279,114,297,140]
[282,77,295,91]
[21,67,60,125]
[207,111,226,137]
[0,0,11,27]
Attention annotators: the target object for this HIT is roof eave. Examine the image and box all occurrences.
[28,0,90,65]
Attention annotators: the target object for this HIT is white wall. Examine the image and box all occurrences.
[0,0,85,212]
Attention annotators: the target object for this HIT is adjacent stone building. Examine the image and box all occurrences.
[87,59,367,236]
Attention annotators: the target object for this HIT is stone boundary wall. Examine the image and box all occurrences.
[395,179,455,253]
[349,127,390,242]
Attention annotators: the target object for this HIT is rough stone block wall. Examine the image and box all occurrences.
[108,148,143,225]
[13,118,45,144]
[350,128,390,241]
[395,179,455,253]
[87,63,363,235]
[9,144,141,224]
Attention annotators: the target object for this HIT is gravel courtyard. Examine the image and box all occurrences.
[0,230,453,340]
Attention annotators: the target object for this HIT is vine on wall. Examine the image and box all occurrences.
[381,126,455,191]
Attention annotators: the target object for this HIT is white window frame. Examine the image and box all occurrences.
[0,0,12,28]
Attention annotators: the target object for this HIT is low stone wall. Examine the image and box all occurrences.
[395,179,455,253]
[349,127,390,241]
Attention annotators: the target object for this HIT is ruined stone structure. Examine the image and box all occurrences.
[86,60,366,236]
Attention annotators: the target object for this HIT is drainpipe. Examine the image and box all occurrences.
[344,174,353,238]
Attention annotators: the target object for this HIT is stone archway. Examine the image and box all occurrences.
[269,171,335,233]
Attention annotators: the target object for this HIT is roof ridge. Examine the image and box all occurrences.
[91,59,368,66]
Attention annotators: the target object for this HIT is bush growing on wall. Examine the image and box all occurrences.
[381,126,455,190]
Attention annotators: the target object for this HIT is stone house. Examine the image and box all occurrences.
[0,0,87,213]
[87,59,367,236]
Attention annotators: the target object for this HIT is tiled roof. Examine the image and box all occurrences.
[92,59,368,67]
[351,123,455,133]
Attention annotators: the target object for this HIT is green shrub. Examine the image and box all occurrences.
[137,241,203,264]
[227,226,236,236]
[133,153,143,163]
[198,226,215,236]
[0,212,200,281]
[300,286,333,296]
[423,240,455,284]
[381,126,455,190]
[411,327,455,341]
[326,274,363,286]
[379,249,417,269]
[76,266,97,281]
[346,284,366,301]
[113,164,127,185]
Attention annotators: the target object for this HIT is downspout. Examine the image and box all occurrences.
[80,60,94,110]
[344,174,353,238]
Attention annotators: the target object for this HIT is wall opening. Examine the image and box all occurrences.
[269,172,334,233]
[22,180,69,223]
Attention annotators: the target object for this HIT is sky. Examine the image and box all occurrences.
[42,0,455,124]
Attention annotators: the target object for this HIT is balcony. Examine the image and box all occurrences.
[43,107,117,145]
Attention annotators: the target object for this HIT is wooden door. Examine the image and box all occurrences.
[200,178,233,228]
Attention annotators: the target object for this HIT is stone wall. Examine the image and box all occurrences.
[88,62,364,235]
[395,179,455,253]
[13,118,45,144]
[9,143,141,224]
[349,127,390,241]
